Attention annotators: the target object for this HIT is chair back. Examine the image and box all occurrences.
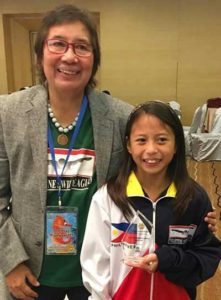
[207,97,221,108]
[189,104,207,134]
[211,107,221,132]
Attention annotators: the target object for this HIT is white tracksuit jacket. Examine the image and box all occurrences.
[81,172,221,300]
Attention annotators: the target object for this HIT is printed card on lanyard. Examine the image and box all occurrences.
[45,206,78,255]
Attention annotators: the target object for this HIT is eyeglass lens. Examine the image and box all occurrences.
[47,39,92,57]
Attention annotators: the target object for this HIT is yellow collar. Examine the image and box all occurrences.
[126,171,177,198]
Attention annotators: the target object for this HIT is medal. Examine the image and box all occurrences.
[57,134,69,145]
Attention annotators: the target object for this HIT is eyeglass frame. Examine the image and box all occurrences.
[45,39,93,57]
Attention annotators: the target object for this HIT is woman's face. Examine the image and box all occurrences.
[42,21,94,95]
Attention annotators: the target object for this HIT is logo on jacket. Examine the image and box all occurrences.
[168,224,197,244]
[111,222,131,245]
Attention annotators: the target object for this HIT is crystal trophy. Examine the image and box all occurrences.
[121,210,153,261]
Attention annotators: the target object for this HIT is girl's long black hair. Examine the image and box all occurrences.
[107,100,195,219]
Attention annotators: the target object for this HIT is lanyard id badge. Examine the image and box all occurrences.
[45,206,78,255]
[46,96,88,255]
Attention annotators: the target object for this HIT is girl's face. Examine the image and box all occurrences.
[42,21,94,95]
[127,113,176,181]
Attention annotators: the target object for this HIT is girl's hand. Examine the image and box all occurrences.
[124,253,158,273]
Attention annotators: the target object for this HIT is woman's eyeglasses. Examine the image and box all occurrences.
[46,39,93,57]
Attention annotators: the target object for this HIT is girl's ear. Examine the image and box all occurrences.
[126,138,131,154]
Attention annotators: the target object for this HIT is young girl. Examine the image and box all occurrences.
[81,101,221,300]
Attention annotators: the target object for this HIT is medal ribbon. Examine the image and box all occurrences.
[48,95,88,206]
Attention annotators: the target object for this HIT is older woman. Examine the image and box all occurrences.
[0,4,133,300]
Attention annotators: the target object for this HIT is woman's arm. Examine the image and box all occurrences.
[0,97,29,276]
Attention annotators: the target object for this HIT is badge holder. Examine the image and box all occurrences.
[121,210,153,261]
[45,206,78,255]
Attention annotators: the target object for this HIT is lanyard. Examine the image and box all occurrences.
[48,95,88,206]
